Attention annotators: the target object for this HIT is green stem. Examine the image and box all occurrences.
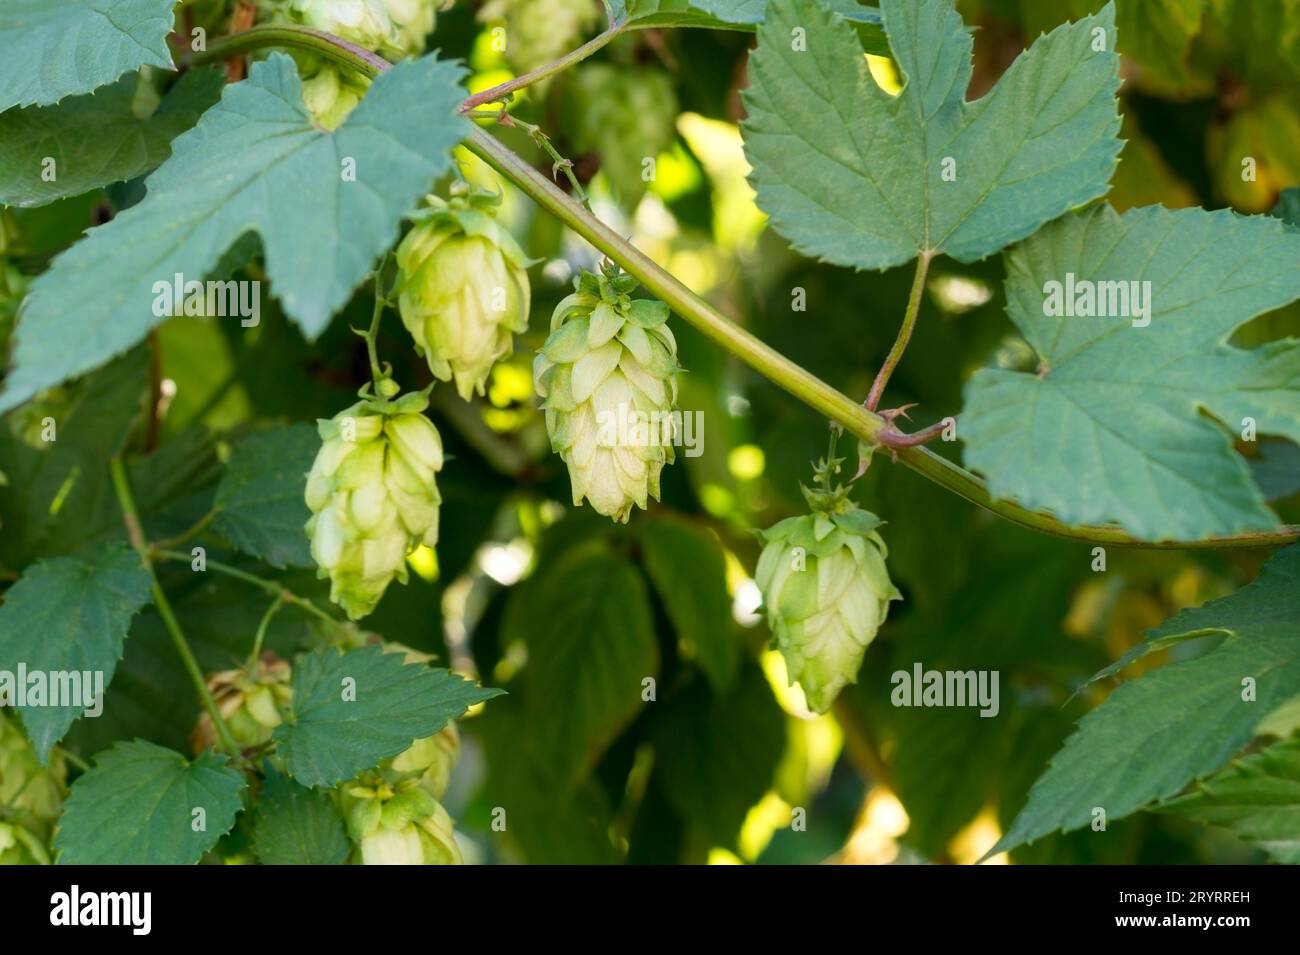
[365,269,386,386]
[152,549,336,624]
[109,459,242,757]
[188,24,391,76]
[867,250,932,412]
[249,595,285,665]
[151,507,217,551]
[193,28,1300,553]
[459,27,623,113]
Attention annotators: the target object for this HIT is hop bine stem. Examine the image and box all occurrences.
[109,458,243,759]
[189,26,1300,552]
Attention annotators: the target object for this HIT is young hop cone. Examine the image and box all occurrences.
[756,492,901,714]
[305,388,444,620]
[0,711,67,865]
[395,190,532,400]
[191,655,294,753]
[477,0,600,75]
[336,721,465,864]
[534,267,681,523]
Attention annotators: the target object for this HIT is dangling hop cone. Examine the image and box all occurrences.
[534,268,681,523]
[396,191,532,401]
[756,505,901,713]
[305,390,443,620]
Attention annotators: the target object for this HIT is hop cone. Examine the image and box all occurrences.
[396,191,531,400]
[286,0,395,49]
[566,63,678,207]
[478,0,599,75]
[305,389,444,620]
[756,498,901,713]
[337,722,464,865]
[299,62,371,131]
[534,267,680,522]
[0,711,66,864]
[191,654,294,753]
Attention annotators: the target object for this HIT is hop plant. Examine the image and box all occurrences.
[395,190,532,400]
[0,712,67,865]
[534,266,681,522]
[305,387,444,620]
[286,0,396,49]
[755,468,901,714]
[378,0,439,59]
[477,0,600,75]
[565,63,679,207]
[299,62,372,131]
[191,654,294,753]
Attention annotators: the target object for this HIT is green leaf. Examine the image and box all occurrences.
[505,547,659,779]
[0,52,469,413]
[650,663,785,848]
[0,68,224,208]
[638,516,739,692]
[962,204,1300,540]
[742,0,1121,271]
[994,543,1300,855]
[274,645,502,788]
[1157,735,1300,863]
[53,740,245,864]
[250,769,351,865]
[0,542,153,762]
[213,424,318,570]
[0,0,178,112]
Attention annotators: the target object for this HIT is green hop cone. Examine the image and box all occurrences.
[191,654,294,753]
[566,63,678,208]
[395,191,532,400]
[534,267,681,523]
[0,711,67,864]
[389,722,460,799]
[299,62,371,131]
[340,776,462,864]
[286,0,396,49]
[756,498,901,714]
[478,0,600,75]
[305,389,444,620]
[379,0,439,59]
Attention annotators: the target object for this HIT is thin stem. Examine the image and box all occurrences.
[459,28,623,113]
[110,459,242,757]
[365,270,386,386]
[190,28,1300,553]
[151,508,217,551]
[867,250,933,412]
[152,549,336,623]
[498,114,591,209]
[53,746,91,774]
[249,595,285,665]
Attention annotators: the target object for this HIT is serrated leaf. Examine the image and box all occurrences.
[993,543,1300,856]
[742,0,1121,271]
[962,204,1300,541]
[505,547,659,780]
[54,740,246,864]
[639,516,739,692]
[0,0,178,112]
[213,424,318,569]
[0,542,153,762]
[0,52,469,413]
[0,68,224,208]
[650,663,785,848]
[1156,735,1300,864]
[251,769,351,865]
[274,645,502,788]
